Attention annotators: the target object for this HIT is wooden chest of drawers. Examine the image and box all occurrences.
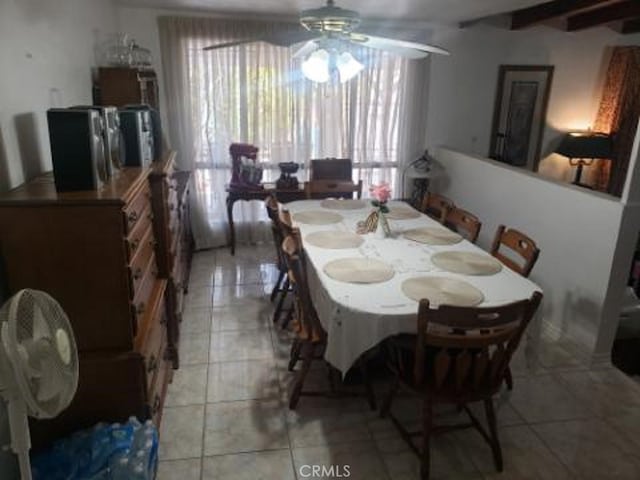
[0,165,177,446]
[149,152,193,369]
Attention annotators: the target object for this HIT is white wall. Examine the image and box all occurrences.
[0,1,118,476]
[427,22,640,185]
[432,147,628,359]
[0,0,118,192]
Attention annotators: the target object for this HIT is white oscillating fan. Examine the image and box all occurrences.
[0,289,79,480]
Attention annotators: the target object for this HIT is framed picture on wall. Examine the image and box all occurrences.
[489,65,554,171]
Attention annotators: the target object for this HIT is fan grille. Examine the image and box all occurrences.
[0,289,78,418]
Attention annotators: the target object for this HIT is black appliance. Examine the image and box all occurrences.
[119,109,153,167]
[47,108,108,192]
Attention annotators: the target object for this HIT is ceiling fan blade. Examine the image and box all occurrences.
[264,30,321,47]
[349,33,450,59]
[203,30,320,52]
[203,39,258,51]
[291,40,320,59]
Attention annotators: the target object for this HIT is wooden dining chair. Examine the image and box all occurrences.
[490,225,540,278]
[282,234,376,411]
[444,206,482,243]
[310,158,352,180]
[380,292,543,480]
[420,192,454,223]
[304,180,363,200]
[265,195,290,324]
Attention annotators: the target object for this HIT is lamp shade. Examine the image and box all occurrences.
[555,132,613,159]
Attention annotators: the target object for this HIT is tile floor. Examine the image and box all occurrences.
[157,244,640,480]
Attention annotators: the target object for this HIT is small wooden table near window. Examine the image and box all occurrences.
[226,184,305,255]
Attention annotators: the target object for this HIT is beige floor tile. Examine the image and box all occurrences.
[209,328,275,362]
[532,339,588,371]
[179,331,211,365]
[212,284,270,307]
[186,285,214,308]
[607,407,640,451]
[203,399,289,456]
[213,304,271,331]
[188,268,216,287]
[156,458,201,480]
[208,360,279,402]
[554,369,640,418]
[159,405,205,460]
[181,307,214,335]
[214,264,264,286]
[165,364,208,407]
[374,426,480,480]
[202,449,295,480]
[456,424,573,479]
[292,441,389,480]
[286,397,372,448]
[532,419,640,479]
[216,244,274,266]
[506,374,592,423]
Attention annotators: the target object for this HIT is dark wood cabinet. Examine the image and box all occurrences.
[96,67,159,109]
[149,152,193,368]
[0,155,190,447]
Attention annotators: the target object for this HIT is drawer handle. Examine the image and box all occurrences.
[136,302,146,315]
[133,267,143,280]
[152,394,161,415]
[127,211,139,225]
[147,355,158,373]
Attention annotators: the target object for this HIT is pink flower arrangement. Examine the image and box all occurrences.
[370,182,391,213]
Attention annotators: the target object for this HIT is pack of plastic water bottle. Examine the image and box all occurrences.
[31,416,158,480]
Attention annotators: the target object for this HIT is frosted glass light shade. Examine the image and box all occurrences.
[302,49,330,83]
[336,51,364,82]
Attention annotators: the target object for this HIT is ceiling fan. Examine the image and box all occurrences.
[203,0,449,82]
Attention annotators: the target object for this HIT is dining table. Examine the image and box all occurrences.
[285,199,543,374]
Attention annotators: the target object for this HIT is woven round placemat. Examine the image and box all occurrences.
[323,257,395,284]
[404,227,463,246]
[305,231,364,249]
[431,251,503,275]
[292,210,343,225]
[385,207,421,220]
[401,276,484,307]
[320,199,367,210]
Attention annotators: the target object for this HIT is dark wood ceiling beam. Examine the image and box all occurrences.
[567,1,640,30]
[511,0,612,30]
[621,17,640,33]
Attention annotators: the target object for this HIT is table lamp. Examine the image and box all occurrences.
[554,132,612,187]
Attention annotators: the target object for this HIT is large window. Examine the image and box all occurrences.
[159,16,427,248]
[187,34,407,190]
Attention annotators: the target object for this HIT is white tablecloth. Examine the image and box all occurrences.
[286,200,542,373]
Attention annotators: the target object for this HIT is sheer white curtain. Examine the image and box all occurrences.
[158,16,429,250]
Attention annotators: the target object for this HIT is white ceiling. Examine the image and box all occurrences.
[115,0,544,24]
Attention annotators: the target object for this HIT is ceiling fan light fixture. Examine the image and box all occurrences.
[302,48,330,83]
[336,51,363,82]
